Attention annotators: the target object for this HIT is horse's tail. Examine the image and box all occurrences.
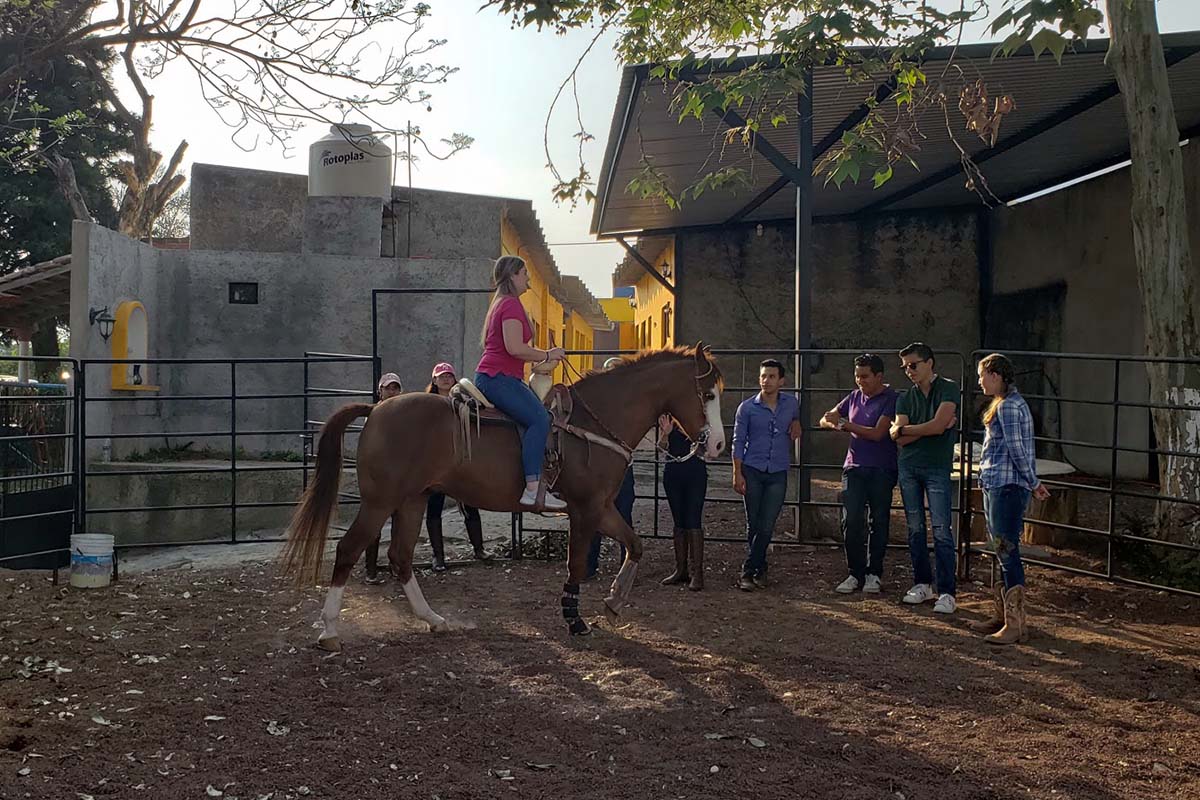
[280,402,373,586]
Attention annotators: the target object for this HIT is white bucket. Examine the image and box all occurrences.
[70,534,114,589]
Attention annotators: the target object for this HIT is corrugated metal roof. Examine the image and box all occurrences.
[590,33,1200,236]
[0,255,71,334]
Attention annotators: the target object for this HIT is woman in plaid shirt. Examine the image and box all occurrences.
[972,353,1051,645]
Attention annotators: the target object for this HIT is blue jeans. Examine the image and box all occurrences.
[841,466,897,582]
[899,464,956,596]
[983,484,1030,589]
[474,371,550,481]
[742,465,788,577]
[588,466,633,576]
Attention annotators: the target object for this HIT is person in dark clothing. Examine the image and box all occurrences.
[658,414,708,591]
[426,362,491,571]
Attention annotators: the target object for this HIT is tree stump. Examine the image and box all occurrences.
[1023,489,1079,548]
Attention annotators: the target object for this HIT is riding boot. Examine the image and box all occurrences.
[660,527,689,585]
[986,585,1027,645]
[969,583,1005,634]
[465,511,491,561]
[687,529,704,591]
[427,514,447,572]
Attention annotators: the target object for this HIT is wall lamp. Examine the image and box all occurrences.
[89,306,115,341]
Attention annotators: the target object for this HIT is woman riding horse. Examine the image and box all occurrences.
[281,267,725,650]
[473,255,567,511]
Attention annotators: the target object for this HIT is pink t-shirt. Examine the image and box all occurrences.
[476,295,532,379]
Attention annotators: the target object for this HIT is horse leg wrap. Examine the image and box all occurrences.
[561,582,588,635]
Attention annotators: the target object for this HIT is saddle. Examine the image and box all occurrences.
[447,379,574,491]
[447,377,631,492]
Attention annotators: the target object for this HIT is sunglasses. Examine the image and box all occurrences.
[902,359,928,371]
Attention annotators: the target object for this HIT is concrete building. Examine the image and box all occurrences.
[68,163,612,460]
[596,36,1200,480]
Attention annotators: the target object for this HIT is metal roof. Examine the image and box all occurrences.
[0,255,71,334]
[590,32,1200,237]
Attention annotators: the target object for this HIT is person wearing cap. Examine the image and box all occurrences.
[586,356,632,579]
[378,373,403,399]
[426,362,491,570]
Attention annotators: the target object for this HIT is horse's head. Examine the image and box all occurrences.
[666,343,725,461]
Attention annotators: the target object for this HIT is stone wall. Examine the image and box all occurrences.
[988,143,1200,478]
[676,209,981,468]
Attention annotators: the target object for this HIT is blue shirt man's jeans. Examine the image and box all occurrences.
[899,463,956,595]
[742,464,788,577]
[982,484,1030,590]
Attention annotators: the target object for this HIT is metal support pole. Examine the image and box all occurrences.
[1107,360,1121,578]
[370,290,382,399]
[301,358,310,491]
[231,362,238,543]
[795,72,814,539]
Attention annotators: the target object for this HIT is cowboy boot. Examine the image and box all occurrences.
[969,583,1005,634]
[687,529,705,592]
[986,585,1027,645]
[660,527,689,585]
[465,510,492,561]
[427,514,447,572]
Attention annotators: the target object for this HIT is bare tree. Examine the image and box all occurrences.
[3,0,473,235]
[151,185,189,238]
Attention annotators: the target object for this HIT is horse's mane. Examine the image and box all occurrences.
[575,345,724,388]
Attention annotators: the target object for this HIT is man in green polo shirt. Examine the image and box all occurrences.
[890,343,960,614]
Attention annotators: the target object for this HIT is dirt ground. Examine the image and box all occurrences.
[2,543,1199,800]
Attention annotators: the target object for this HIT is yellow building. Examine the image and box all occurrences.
[612,236,674,350]
[558,275,610,376]
[598,295,637,353]
[500,204,611,380]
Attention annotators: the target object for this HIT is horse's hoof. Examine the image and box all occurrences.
[603,598,621,624]
[568,617,591,636]
[429,617,474,633]
[316,636,341,652]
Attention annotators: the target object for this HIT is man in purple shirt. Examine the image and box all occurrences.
[732,359,802,591]
[821,354,899,595]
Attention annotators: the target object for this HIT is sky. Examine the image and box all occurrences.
[130,1,1200,301]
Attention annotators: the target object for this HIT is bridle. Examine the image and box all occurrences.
[557,353,719,465]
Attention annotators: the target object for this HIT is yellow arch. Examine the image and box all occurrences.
[110,300,159,391]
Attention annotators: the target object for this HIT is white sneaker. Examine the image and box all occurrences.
[835,575,859,594]
[863,575,882,594]
[520,487,567,511]
[902,583,934,604]
[932,593,957,614]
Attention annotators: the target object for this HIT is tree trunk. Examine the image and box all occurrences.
[42,154,93,222]
[30,318,60,384]
[1106,0,1200,546]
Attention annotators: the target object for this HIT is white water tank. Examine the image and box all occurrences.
[308,124,393,200]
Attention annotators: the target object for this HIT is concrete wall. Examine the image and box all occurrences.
[190,166,307,253]
[190,163,509,261]
[70,222,491,461]
[675,210,981,467]
[988,142,1200,477]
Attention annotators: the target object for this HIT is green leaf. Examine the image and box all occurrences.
[872,165,893,188]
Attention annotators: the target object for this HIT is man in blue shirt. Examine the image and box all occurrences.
[732,359,802,591]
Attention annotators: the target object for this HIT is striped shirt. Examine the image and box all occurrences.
[979,388,1038,490]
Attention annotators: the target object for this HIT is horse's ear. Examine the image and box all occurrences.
[693,341,707,363]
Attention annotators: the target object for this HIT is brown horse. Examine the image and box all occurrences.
[280,345,725,650]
